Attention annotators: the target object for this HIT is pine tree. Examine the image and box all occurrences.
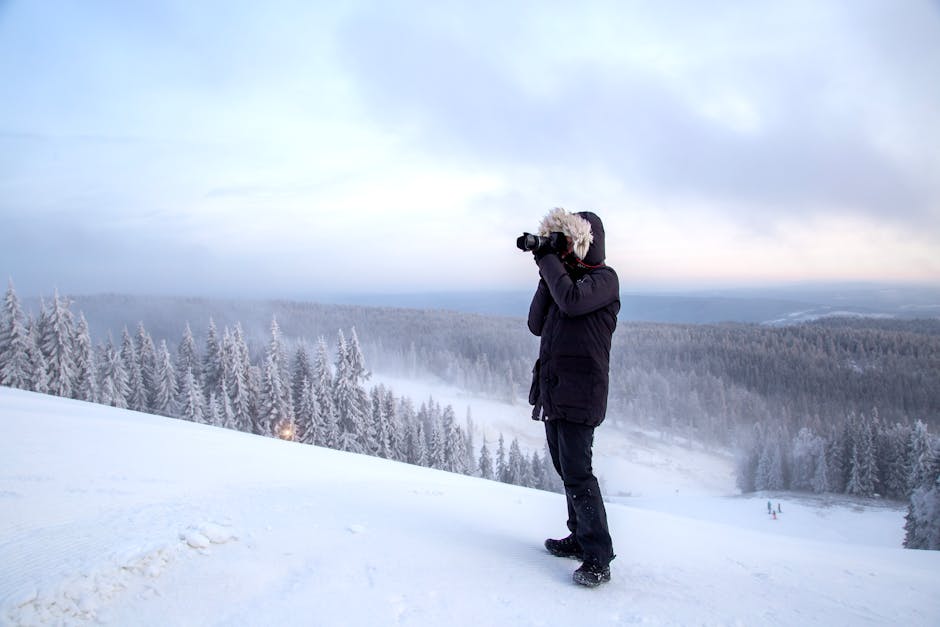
[496,434,507,483]
[178,367,205,423]
[372,385,391,458]
[42,291,76,398]
[218,378,238,430]
[507,438,526,486]
[121,329,147,412]
[382,387,400,461]
[291,345,313,410]
[904,461,940,550]
[426,405,445,470]
[479,439,494,480]
[27,321,49,394]
[295,376,318,445]
[151,340,177,417]
[72,313,98,402]
[177,323,200,386]
[135,323,158,412]
[0,280,33,390]
[313,337,338,447]
[907,421,933,495]
[529,450,545,489]
[258,354,288,438]
[97,335,129,409]
[226,325,254,434]
[203,318,222,400]
[334,330,367,453]
[207,392,222,428]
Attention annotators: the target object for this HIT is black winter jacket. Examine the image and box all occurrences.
[527,213,620,427]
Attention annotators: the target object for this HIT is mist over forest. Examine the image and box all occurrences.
[5,285,940,548]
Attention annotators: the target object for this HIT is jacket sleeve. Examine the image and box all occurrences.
[537,255,619,317]
[527,279,552,336]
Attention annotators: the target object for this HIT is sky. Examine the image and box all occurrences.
[1,0,939,298]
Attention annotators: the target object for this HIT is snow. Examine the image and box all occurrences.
[2,386,939,626]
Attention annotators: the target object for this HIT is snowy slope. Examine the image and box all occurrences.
[1,388,938,626]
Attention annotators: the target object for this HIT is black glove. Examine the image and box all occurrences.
[533,231,567,263]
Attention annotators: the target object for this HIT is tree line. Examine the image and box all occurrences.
[0,282,562,494]
[736,410,939,549]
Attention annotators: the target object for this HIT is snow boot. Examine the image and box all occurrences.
[544,533,584,560]
[572,559,611,587]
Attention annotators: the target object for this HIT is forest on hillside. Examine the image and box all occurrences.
[5,284,939,548]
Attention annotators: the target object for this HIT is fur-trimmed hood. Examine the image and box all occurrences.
[537,208,606,265]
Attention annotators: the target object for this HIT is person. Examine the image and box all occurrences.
[525,208,620,587]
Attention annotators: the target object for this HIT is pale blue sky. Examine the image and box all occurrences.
[2,0,939,297]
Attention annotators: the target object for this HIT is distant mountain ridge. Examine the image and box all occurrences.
[319,283,940,324]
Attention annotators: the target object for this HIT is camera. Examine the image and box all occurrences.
[516,231,566,254]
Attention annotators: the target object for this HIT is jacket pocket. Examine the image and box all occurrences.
[552,356,598,410]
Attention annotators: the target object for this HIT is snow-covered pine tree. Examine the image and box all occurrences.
[258,354,288,438]
[846,412,878,497]
[479,439,494,480]
[120,329,147,412]
[907,420,933,495]
[529,450,545,489]
[312,338,337,447]
[226,324,254,434]
[904,442,940,551]
[371,385,391,458]
[333,330,367,453]
[97,335,129,409]
[397,397,417,463]
[507,437,526,486]
[218,378,238,431]
[135,323,158,412]
[0,280,33,390]
[881,423,912,499]
[41,291,76,399]
[464,408,476,475]
[27,321,49,394]
[73,313,98,403]
[382,387,401,461]
[207,392,222,428]
[425,403,445,470]
[178,367,205,423]
[177,323,200,387]
[151,340,177,417]
[496,433,507,483]
[826,433,846,493]
[291,345,313,411]
[295,376,318,445]
[203,318,222,400]
[441,404,458,472]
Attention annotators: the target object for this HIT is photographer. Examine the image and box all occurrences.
[518,208,620,587]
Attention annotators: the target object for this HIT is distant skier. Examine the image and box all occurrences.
[777,503,782,514]
[767,501,772,514]
[519,208,619,587]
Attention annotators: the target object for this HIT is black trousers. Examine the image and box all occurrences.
[544,419,614,565]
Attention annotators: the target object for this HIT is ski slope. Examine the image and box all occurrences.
[1,387,938,626]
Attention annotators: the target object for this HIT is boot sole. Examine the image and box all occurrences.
[573,571,611,587]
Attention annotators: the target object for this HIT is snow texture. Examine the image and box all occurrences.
[1,386,938,626]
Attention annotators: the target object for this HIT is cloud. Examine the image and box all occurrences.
[337,2,940,231]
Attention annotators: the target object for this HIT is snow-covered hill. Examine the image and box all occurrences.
[1,387,938,626]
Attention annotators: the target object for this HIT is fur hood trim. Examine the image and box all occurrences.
[537,208,593,260]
